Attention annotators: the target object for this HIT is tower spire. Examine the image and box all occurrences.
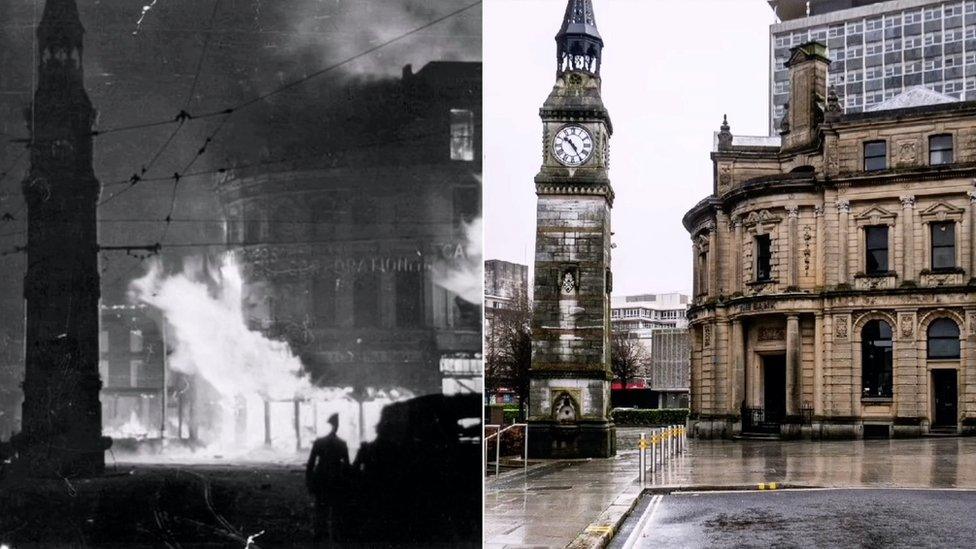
[556,0,603,75]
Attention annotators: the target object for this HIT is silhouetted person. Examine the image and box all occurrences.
[306,413,349,544]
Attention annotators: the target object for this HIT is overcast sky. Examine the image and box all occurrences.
[484,0,774,296]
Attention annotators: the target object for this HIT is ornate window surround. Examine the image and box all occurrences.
[919,201,966,274]
[740,209,784,284]
[853,205,897,277]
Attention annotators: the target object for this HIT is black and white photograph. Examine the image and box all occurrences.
[0,0,482,546]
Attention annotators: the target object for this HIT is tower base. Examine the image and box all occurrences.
[527,421,616,459]
[9,432,111,478]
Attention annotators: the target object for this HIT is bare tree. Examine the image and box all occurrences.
[611,331,647,387]
[485,295,532,421]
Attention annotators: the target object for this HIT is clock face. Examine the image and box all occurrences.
[552,125,594,167]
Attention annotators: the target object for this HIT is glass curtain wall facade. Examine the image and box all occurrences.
[771,0,976,133]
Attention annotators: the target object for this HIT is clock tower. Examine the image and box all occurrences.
[527,0,615,458]
[17,0,108,476]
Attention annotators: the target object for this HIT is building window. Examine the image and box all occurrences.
[929,134,953,165]
[862,320,893,398]
[395,270,423,327]
[864,141,887,171]
[755,234,772,281]
[99,359,109,384]
[450,108,474,161]
[931,222,956,270]
[865,226,889,274]
[99,330,109,353]
[353,272,380,328]
[313,276,337,327]
[928,318,961,359]
[130,359,143,388]
[129,330,143,353]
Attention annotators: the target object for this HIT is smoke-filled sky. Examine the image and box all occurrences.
[0,0,481,310]
[484,0,772,296]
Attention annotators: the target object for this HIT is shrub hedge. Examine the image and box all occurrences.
[611,408,689,426]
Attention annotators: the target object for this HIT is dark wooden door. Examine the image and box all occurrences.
[763,355,787,424]
[933,369,958,428]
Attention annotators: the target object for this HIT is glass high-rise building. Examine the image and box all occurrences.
[769,0,976,133]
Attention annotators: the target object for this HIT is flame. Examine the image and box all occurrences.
[432,217,482,304]
[127,254,411,459]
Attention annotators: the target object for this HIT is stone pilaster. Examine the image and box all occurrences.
[837,200,851,286]
[707,223,719,298]
[968,191,976,281]
[814,205,825,288]
[787,205,799,288]
[731,318,745,416]
[813,312,824,416]
[786,314,801,415]
[901,195,916,283]
[733,217,743,294]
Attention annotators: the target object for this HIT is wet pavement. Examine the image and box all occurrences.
[485,429,976,548]
[613,488,976,548]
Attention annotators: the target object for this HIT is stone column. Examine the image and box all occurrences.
[837,200,851,285]
[733,217,743,294]
[787,205,799,288]
[731,319,745,416]
[692,239,700,297]
[786,314,801,416]
[901,195,916,283]
[814,205,825,288]
[813,312,824,416]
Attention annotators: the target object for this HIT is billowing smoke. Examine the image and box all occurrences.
[433,217,482,304]
[127,254,409,460]
[282,0,482,77]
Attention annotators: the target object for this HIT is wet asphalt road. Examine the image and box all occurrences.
[612,488,976,548]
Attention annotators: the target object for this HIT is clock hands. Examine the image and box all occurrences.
[566,138,581,155]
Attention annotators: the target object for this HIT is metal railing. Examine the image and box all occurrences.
[636,424,688,485]
[485,423,528,478]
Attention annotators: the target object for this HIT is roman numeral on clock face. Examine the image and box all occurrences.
[552,125,593,167]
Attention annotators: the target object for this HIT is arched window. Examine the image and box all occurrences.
[927,318,960,359]
[862,320,893,398]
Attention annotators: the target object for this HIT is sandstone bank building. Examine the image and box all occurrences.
[684,41,976,439]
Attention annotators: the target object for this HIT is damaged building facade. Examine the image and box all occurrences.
[685,41,976,439]
[218,62,482,399]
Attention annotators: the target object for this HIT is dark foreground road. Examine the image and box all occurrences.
[612,488,976,548]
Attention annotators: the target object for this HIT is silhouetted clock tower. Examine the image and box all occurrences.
[17,0,108,476]
[527,0,615,458]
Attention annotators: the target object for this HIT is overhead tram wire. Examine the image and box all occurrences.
[83,0,481,138]
[95,1,479,208]
[97,0,224,290]
[93,0,480,289]
[97,122,483,190]
[97,0,222,208]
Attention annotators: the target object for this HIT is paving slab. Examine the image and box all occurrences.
[486,431,976,548]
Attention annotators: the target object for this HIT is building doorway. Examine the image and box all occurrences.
[932,369,958,430]
[762,355,787,424]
